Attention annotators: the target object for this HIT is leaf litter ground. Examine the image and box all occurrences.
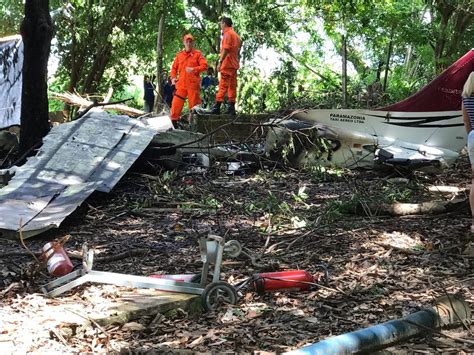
[0,156,472,354]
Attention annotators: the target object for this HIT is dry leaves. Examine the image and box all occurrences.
[0,157,472,353]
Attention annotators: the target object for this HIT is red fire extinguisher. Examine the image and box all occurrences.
[42,241,74,277]
[252,270,315,294]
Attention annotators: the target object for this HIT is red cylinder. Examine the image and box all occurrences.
[149,274,196,282]
[43,242,74,277]
[253,270,315,293]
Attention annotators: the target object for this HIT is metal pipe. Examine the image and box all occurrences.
[284,295,470,355]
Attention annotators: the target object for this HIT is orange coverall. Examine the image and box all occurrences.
[170,49,208,121]
[216,27,241,103]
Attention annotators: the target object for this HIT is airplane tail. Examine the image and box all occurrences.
[379,49,474,112]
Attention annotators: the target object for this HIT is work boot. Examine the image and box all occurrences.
[209,102,221,114]
[225,102,236,115]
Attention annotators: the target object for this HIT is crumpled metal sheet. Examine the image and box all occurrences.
[0,111,162,238]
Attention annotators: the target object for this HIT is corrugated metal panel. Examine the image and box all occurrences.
[0,111,162,238]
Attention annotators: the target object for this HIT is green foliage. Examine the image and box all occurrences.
[424,0,474,70]
[5,0,473,115]
[303,165,345,183]
[128,195,153,211]
[245,191,286,216]
[153,170,178,196]
[238,68,271,113]
[201,196,223,209]
[51,0,188,97]
[267,127,335,168]
[381,183,417,203]
[325,193,363,216]
[0,0,25,36]
[231,2,294,61]
[271,60,297,107]
[292,186,309,205]
[241,186,310,232]
[48,80,65,112]
[129,170,179,211]
[112,80,143,110]
[321,199,345,224]
[323,179,421,220]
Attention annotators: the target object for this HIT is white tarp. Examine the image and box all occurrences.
[0,35,23,129]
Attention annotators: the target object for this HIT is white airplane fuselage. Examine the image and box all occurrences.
[288,109,466,168]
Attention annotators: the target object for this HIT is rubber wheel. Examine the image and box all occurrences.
[225,240,242,258]
[201,281,238,311]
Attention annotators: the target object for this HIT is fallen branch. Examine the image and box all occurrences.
[49,328,70,347]
[428,185,467,194]
[353,198,468,216]
[51,92,144,117]
[73,97,136,120]
[18,221,40,264]
[285,229,314,251]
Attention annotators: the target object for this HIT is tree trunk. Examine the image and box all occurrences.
[375,60,383,82]
[20,0,53,154]
[79,0,148,94]
[341,34,347,109]
[64,20,81,119]
[429,0,474,72]
[383,37,393,92]
[82,42,113,94]
[67,0,93,94]
[154,6,165,113]
[404,45,412,76]
[215,0,226,69]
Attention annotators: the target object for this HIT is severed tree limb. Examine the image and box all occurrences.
[18,221,40,264]
[51,92,144,117]
[73,97,134,120]
[352,198,468,216]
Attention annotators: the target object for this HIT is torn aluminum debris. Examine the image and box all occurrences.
[0,111,167,238]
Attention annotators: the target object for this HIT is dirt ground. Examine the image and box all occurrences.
[0,155,473,354]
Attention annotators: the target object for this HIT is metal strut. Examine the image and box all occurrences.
[41,235,242,309]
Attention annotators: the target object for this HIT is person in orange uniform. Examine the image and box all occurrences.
[210,17,241,115]
[170,34,208,123]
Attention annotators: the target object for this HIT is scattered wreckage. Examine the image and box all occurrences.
[0,108,258,238]
[42,234,327,312]
[265,49,474,170]
[285,294,471,354]
[1,36,473,239]
[0,111,160,238]
[42,235,243,311]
